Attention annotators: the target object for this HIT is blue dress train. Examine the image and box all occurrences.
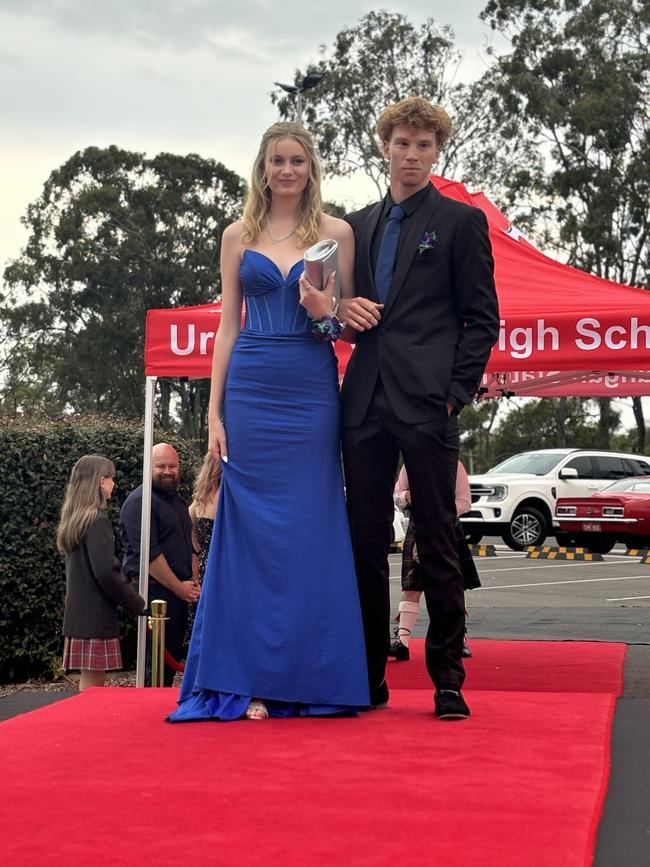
[168,250,370,721]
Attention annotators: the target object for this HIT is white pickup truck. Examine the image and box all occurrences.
[461,448,650,550]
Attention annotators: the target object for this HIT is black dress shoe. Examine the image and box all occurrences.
[369,679,389,709]
[388,638,410,661]
[434,689,470,720]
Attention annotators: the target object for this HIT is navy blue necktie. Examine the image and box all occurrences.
[374,204,406,303]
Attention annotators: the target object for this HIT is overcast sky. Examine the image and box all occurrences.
[0,0,503,275]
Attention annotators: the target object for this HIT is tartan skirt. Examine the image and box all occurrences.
[401,522,422,591]
[400,517,481,592]
[62,637,123,671]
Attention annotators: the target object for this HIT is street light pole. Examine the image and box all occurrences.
[274,72,324,125]
[296,90,303,125]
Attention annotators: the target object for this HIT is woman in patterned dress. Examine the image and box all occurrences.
[183,452,222,650]
[188,452,222,583]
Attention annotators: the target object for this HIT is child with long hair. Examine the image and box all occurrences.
[57,455,145,690]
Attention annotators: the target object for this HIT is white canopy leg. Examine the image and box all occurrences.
[136,375,157,687]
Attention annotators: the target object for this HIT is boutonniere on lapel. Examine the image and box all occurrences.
[418,231,439,255]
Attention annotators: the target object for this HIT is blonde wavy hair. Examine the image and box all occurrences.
[377,96,453,150]
[57,455,115,555]
[241,122,322,248]
[191,451,222,516]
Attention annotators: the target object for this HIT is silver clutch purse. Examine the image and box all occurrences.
[303,239,340,300]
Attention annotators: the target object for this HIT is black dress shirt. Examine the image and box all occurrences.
[119,484,193,582]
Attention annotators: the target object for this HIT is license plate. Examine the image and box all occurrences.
[581,522,601,532]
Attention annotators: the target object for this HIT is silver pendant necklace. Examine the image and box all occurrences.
[266,217,296,244]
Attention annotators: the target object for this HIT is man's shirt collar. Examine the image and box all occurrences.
[384,181,432,218]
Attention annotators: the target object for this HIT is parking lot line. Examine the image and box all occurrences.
[606,595,650,601]
[484,554,528,560]
[478,575,648,591]
[478,560,616,573]
[607,552,642,557]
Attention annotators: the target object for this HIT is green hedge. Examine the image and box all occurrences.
[0,416,201,683]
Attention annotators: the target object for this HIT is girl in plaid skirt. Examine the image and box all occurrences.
[57,455,145,690]
[391,460,479,660]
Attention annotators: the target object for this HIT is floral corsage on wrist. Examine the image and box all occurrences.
[310,300,344,343]
[310,313,344,343]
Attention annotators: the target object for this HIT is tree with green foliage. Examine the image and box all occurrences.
[460,401,501,474]
[1,147,246,433]
[482,0,650,448]
[271,10,540,204]
[488,397,615,466]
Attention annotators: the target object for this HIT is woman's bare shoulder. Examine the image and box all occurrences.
[320,213,353,242]
[223,220,244,242]
[221,221,246,261]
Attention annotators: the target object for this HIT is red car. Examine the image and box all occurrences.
[555,476,650,553]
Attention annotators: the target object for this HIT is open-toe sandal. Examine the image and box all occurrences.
[245,700,269,720]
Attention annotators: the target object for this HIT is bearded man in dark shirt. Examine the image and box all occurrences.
[120,442,200,686]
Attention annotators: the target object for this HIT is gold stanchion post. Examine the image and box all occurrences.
[149,599,168,688]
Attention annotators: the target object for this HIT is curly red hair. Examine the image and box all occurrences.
[377,96,452,150]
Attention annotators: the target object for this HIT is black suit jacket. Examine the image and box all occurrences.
[342,183,500,426]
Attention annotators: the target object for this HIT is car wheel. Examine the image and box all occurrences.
[502,507,549,551]
[573,534,616,554]
[465,532,483,546]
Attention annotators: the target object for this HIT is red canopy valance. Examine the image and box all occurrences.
[144,176,650,397]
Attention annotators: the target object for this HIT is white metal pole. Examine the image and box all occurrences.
[136,375,157,687]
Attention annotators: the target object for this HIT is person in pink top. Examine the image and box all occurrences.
[391,460,479,660]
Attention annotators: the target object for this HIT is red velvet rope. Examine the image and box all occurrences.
[147,622,186,672]
[164,648,185,672]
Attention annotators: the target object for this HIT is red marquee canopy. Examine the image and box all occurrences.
[144,176,650,398]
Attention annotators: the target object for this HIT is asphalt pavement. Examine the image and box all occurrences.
[390,537,650,645]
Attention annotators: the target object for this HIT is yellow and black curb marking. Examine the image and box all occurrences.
[624,547,650,557]
[526,545,604,561]
[470,544,497,557]
[640,550,650,565]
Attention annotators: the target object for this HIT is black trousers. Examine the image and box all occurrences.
[145,581,188,687]
[342,383,465,692]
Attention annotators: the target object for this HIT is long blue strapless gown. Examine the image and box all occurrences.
[168,250,370,721]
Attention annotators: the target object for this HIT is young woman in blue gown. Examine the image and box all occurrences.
[168,123,370,721]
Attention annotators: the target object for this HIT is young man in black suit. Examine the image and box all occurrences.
[338,97,500,719]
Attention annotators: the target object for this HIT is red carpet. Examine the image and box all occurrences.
[388,638,626,694]
[1,640,624,867]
